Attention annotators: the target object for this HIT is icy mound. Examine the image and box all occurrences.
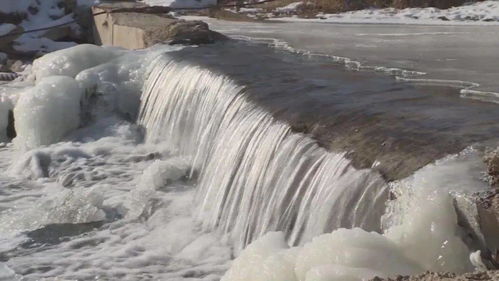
[1,44,180,149]
[14,76,83,149]
[75,46,181,119]
[32,44,125,80]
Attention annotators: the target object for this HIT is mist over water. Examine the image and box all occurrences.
[0,42,493,280]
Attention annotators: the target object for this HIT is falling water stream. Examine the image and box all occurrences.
[138,58,388,250]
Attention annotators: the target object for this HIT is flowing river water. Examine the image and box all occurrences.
[0,23,497,280]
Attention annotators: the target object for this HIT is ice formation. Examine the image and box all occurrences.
[222,149,487,281]
[31,44,125,80]
[0,42,493,280]
[14,76,83,149]
[3,44,181,149]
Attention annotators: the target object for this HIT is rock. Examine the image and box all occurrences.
[145,20,227,46]
[0,11,26,25]
[0,25,24,52]
[92,2,226,49]
[40,25,73,41]
[453,189,499,271]
[485,149,499,186]
[0,52,7,65]
[476,189,499,264]
[8,60,24,73]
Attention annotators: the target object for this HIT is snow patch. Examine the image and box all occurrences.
[0,24,16,37]
[275,2,303,13]
[141,0,217,9]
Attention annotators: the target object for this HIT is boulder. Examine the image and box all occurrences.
[485,148,499,186]
[92,2,226,50]
[476,189,499,263]
[453,189,499,270]
[144,20,227,46]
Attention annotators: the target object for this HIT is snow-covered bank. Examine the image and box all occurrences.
[0,0,97,56]
[317,0,499,24]
[236,0,499,25]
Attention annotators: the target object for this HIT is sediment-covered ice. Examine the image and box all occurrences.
[14,76,83,149]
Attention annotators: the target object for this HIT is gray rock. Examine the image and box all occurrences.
[485,149,499,187]
[92,2,226,50]
[144,20,227,46]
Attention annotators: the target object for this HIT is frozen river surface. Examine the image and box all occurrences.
[189,17,499,96]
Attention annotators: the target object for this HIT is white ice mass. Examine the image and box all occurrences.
[14,76,83,149]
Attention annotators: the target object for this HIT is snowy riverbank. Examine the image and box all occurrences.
[219,0,499,25]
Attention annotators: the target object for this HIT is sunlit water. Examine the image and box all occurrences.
[0,40,494,280]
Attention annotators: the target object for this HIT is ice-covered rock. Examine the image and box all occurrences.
[31,44,125,80]
[14,76,83,149]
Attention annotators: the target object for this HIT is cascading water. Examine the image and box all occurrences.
[1,43,493,281]
[138,56,388,250]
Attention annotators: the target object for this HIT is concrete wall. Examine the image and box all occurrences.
[92,7,147,50]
